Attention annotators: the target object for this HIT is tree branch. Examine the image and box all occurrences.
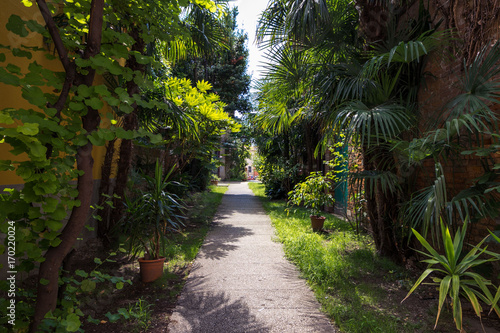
[35,0,71,73]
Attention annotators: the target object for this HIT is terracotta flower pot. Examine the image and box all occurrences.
[310,215,326,231]
[138,257,166,283]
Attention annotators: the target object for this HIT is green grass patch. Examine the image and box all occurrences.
[165,185,228,268]
[248,182,419,333]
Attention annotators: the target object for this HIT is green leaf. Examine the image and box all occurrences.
[85,97,104,110]
[88,131,106,146]
[0,111,14,124]
[134,52,151,65]
[442,222,456,269]
[75,58,91,68]
[50,237,62,247]
[103,95,119,107]
[402,268,435,302]
[17,123,39,136]
[45,108,57,117]
[115,281,124,289]
[25,140,47,158]
[462,285,483,318]
[435,275,451,327]
[115,127,134,140]
[22,85,46,107]
[104,312,121,323]
[69,102,85,111]
[45,220,63,230]
[25,19,44,33]
[98,129,115,141]
[0,160,14,171]
[75,269,88,278]
[44,53,56,60]
[40,278,50,285]
[117,308,130,319]
[149,133,163,144]
[50,205,68,220]
[6,15,28,37]
[65,313,81,332]
[81,279,96,292]
[42,197,58,213]
[16,165,33,179]
[0,53,6,62]
[94,258,102,265]
[77,85,92,98]
[94,85,110,96]
[87,315,100,325]
[0,67,20,85]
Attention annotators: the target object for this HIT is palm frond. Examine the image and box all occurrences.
[447,41,500,122]
[261,44,312,98]
[334,101,413,147]
[403,163,447,246]
[350,169,400,198]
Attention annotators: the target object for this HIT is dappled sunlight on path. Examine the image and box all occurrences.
[168,182,336,333]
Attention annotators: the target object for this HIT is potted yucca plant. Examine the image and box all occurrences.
[120,159,185,282]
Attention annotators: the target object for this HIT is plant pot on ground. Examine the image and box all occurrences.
[118,159,185,282]
[288,171,334,231]
[210,174,220,186]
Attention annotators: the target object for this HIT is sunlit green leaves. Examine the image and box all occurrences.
[17,123,39,135]
[63,313,81,332]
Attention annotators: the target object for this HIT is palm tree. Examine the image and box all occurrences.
[255,0,456,261]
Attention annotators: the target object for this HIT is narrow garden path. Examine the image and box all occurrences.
[168,182,336,333]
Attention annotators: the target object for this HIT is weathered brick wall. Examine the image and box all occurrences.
[414,1,500,243]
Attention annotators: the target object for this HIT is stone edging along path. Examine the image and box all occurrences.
[168,181,336,333]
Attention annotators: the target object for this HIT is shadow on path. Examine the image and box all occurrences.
[168,291,270,333]
[199,226,254,260]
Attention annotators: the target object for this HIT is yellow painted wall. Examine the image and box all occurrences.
[0,1,111,186]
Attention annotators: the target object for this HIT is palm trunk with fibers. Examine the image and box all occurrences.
[363,147,381,248]
[363,146,402,263]
[305,123,314,173]
[283,129,292,193]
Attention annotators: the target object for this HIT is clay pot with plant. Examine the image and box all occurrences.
[287,171,335,231]
[119,159,185,282]
[210,174,221,186]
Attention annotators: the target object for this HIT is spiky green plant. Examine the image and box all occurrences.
[402,220,499,331]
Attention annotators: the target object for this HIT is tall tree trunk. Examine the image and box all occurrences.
[355,0,388,47]
[96,138,116,243]
[108,113,137,232]
[109,27,144,231]
[30,1,104,330]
